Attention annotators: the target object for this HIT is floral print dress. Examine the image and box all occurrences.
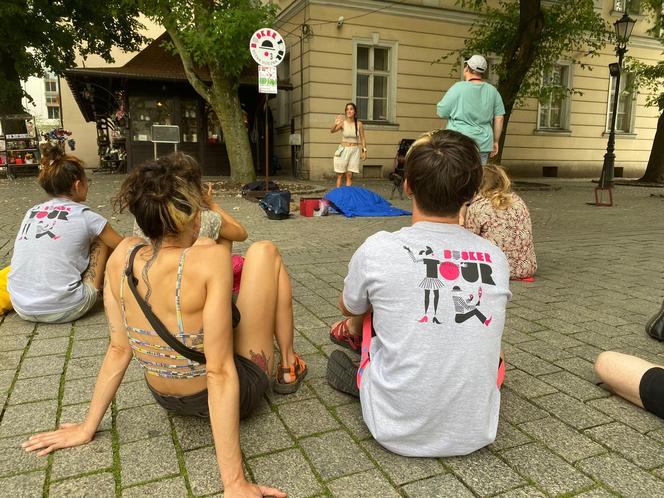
[464,193,537,279]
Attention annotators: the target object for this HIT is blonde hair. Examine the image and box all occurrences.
[479,165,514,210]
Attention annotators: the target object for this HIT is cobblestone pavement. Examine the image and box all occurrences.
[1,172,664,497]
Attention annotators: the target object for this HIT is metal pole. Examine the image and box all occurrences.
[599,46,626,189]
[265,95,269,193]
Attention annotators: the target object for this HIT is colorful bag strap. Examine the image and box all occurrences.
[356,313,373,389]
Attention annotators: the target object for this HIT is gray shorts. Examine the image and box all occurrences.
[15,282,98,324]
[334,146,361,174]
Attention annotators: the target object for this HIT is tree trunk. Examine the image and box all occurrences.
[0,47,27,115]
[494,0,545,162]
[638,111,664,184]
[209,68,256,184]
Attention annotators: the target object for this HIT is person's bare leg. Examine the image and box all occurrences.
[336,174,343,188]
[234,241,297,381]
[82,239,111,292]
[594,351,657,408]
[346,172,353,186]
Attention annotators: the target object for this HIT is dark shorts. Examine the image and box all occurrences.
[639,367,664,420]
[147,355,270,419]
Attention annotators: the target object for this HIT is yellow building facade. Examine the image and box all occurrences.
[274,0,662,179]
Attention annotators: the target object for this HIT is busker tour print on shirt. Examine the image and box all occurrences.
[404,245,496,326]
[17,203,75,241]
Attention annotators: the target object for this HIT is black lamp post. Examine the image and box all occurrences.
[598,13,636,190]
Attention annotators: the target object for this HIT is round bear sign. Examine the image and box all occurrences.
[249,28,286,67]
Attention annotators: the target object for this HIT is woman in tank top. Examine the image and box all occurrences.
[330,102,367,187]
[22,153,306,498]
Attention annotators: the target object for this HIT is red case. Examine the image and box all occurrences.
[300,198,321,217]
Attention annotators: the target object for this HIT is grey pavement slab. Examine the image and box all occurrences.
[49,472,116,497]
[2,176,664,496]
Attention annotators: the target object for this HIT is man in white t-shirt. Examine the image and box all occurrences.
[327,129,511,457]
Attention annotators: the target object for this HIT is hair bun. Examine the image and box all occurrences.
[39,143,64,163]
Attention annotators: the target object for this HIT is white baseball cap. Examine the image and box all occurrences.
[465,55,487,74]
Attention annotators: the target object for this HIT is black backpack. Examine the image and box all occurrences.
[259,191,291,220]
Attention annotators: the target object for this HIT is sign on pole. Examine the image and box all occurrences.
[249,29,286,67]
[258,66,278,94]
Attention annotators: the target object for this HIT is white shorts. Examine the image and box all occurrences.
[334,146,361,174]
[14,282,99,324]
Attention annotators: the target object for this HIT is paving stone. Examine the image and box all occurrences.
[578,453,664,498]
[585,422,664,469]
[0,350,22,372]
[502,328,536,345]
[445,447,525,496]
[18,354,66,379]
[51,430,113,480]
[277,398,339,438]
[74,323,109,341]
[8,374,61,405]
[531,329,586,348]
[0,333,30,353]
[489,419,532,452]
[249,448,322,497]
[493,486,547,498]
[0,369,14,399]
[62,376,97,406]
[517,339,573,362]
[502,443,593,496]
[59,404,111,434]
[569,487,622,498]
[25,336,69,357]
[298,326,332,347]
[171,414,213,451]
[0,436,48,477]
[73,308,107,327]
[505,350,561,376]
[519,416,604,462]
[306,376,357,407]
[500,388,548,425]
[327,469,401,498]
[0,470,45,497]
[115,379,157,410]
[65,355,105,381]
[122,477,189,497]
[240,410,294,458]
[265,380,315,406]
[503,369,558,398]
[49,472,115,497]
[565,344,604,363]
[532,392,611,429]
[648,427,664,444]
[588,396,663,433]
[120,435,180,486]
[34,322,72,339]
[299,352,327,379]
[0,399,58,437]
[335,401,372,440]
[401,473,474,498]
[116,404,171,444]
[539,371,608,401]
[553,356,599,383]
[300,430,374,480]
[70,338,108,358]
[184,445,223,495]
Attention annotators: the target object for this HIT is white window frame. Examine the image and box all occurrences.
[352,37,398,123]
[537,62,573,131]
[605,72,637,134]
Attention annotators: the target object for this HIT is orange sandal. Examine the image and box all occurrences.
[273,354,308,394]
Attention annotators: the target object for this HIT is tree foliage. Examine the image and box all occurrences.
[439,0,608,159]
[0,0,145,113]
[139,0,278,182]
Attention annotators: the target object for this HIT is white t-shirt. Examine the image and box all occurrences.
[343,222,511,457]
[8,198,108,314]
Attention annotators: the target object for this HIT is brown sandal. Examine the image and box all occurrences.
[273,354,308,394]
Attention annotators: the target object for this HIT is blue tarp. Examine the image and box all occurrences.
[323,186,411,218]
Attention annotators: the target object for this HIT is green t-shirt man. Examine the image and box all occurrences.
[436,55,505,164]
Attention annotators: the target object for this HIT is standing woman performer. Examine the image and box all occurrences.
[331,102,367,187]
[22,153,306,498]
[8,144,123,323]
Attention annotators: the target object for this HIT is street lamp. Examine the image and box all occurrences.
[597,13,636,201]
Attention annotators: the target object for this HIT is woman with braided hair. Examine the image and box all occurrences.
[22,152,305,498]
[8,144,123,323]
[330,102,367,187]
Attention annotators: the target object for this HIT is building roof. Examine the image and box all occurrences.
[64,32,290,122]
